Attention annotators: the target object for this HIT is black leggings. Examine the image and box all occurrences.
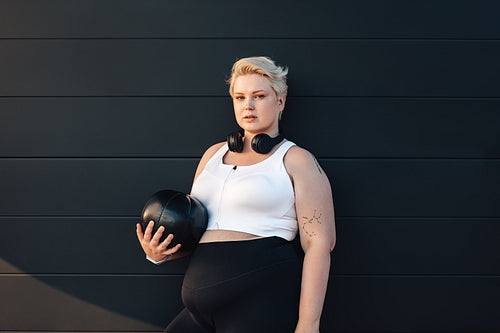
[164,237,301,333]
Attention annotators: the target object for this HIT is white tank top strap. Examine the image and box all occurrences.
[271,140,296,162]
[204,143,229,170]
[253,140,296,171]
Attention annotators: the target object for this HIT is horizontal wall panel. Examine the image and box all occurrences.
[321,276,499,333]
[0,1,499,39]
[0,275,497,332]
[1,40,499,97]
[0,159,498,217]
[333,218,500,275]
[0,218,498,275]
[0,217,191,275]
[1,97,499,158]
[330,159,500,217]
[0,159,197,216]
[286,98,500,158]
[0,97,235,158]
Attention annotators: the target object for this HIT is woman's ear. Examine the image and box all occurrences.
[278,96,286,111]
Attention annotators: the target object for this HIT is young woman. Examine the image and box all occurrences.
[137,56,336,333]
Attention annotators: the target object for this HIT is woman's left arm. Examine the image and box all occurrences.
[284,146,336,333]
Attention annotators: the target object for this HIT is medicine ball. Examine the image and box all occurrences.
[140,189,208,251]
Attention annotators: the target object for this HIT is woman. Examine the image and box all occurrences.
[137,56,336,332]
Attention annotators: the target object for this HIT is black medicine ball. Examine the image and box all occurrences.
[140,190,208,251]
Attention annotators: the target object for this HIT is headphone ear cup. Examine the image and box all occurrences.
[251,133,285,154]
[251,133,272,154]
[227,130,244,152]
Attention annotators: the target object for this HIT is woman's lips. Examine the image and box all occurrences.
[243,115,257,121]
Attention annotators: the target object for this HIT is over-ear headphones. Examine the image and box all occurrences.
[227,130,284,154]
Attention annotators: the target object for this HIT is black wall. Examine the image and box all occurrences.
[0,1,499,332]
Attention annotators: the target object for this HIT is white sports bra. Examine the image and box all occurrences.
[191,141,298,241]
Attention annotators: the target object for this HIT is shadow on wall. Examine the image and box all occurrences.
[0,216,192,330]
[0,257,182,330]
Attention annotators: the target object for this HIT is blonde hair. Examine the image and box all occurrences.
[228,56,288,98]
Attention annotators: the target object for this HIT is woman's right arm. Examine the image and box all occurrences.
[136,142,225,263]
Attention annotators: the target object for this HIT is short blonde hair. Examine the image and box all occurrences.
[228,56,288,99]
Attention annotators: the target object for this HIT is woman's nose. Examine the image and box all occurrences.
[244,99,255,110]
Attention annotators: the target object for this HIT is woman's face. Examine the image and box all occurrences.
[232,74,285,136]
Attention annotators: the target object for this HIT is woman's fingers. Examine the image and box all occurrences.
[136,223,144,241]
[138,221,183,260]
[155,234,182,259]
[162,242,182,260]
[159,233,174,250]
[168,243,182,255]
[159,235,182,250]
[150,225,164,247]
[143,220,155,242]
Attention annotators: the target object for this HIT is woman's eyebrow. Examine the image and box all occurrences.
[234,89,265,94]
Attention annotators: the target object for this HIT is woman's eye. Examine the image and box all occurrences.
[235,96,244,100]
[256,95,265,99]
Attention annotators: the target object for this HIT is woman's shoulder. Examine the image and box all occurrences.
[284,144,324,176]
[284,144,314,165]
[202,141,226,160]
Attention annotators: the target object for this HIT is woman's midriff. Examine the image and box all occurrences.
[199,230,263,243]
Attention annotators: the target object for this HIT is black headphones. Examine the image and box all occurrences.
[227,130,284,154]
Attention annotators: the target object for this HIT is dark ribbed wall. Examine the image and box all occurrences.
[0,1,499,332]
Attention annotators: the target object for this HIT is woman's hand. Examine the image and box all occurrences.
[136,221,182,262]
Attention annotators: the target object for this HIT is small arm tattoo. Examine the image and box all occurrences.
[311,154,323,174]
[302,209,323,237]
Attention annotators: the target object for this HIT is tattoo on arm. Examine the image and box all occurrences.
[311,154,323,174]
[302,209,322,237]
